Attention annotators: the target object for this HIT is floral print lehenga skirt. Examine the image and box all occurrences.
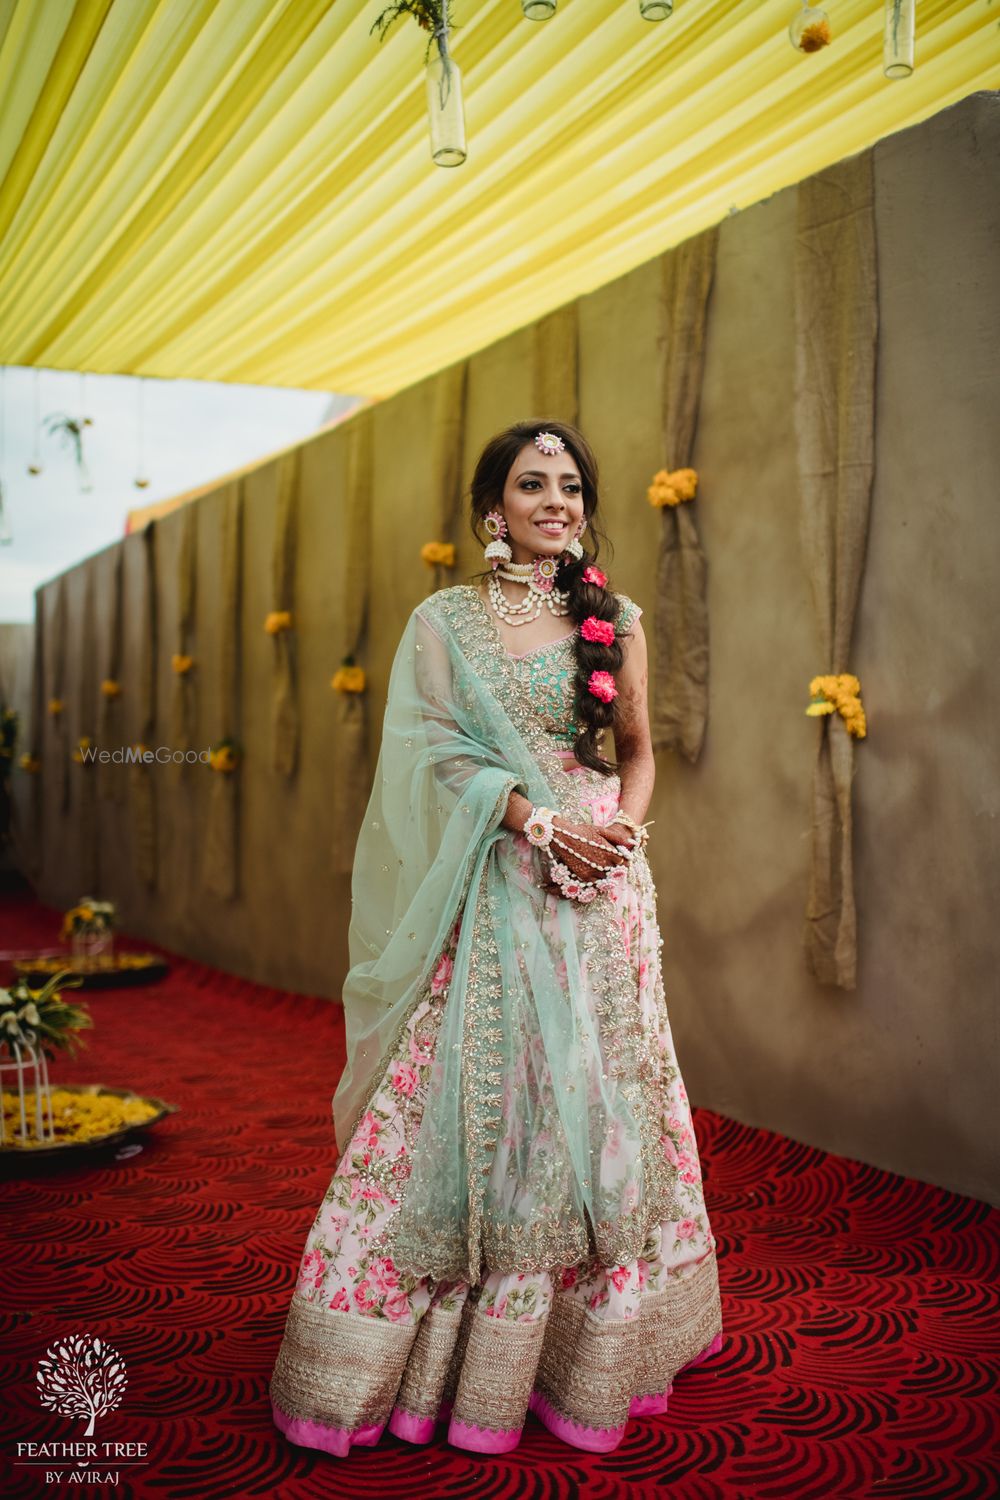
[269,767,724,1456]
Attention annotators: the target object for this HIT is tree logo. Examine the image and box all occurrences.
[36,1334,127,1436]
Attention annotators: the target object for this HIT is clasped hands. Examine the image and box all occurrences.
[539,814,637,898]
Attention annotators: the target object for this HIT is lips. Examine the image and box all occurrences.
[535,520,568,534]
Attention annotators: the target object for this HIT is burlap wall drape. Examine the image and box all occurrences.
[271,448,301,779]
[50,575,69,817]
[169,502,198,786]
[431,358,470,566]
[330,412,372,875]
[650,230,718,761]
[794,150,878,992]
[26,586,45,876]
[98,547,126,805]
[202,482,244,899]
[130,521,158,888]
[76,566,99,891]
[533,302,579,423]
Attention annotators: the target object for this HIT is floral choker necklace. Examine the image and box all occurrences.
[488,557,570,626]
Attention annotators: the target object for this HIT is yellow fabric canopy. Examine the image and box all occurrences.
[0,0,995,396]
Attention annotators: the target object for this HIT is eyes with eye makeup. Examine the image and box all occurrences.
[517,477,582,494]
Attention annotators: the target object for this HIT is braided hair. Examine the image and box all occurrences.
[468,418,625,776]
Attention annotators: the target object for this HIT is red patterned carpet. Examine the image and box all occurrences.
[1,879,998,1500]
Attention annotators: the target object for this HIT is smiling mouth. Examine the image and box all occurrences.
[535,520,568,533]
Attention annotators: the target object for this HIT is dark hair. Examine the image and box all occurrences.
[468,418,624,776]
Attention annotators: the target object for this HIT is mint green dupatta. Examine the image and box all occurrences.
[333,586,679,1285]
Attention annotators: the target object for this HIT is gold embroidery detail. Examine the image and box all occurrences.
[451,1303,549,1434]
[536,1251,722,1430]
[392,1297,468,1421]
[269,1295,416,1431]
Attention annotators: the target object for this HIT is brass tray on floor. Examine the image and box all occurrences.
[12,952,169,990]
[0,1084,178,1159]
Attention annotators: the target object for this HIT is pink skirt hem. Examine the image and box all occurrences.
[275,1328,724,1457]
[271,1397,384,1456]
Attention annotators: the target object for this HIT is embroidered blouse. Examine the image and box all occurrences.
[458,586,642,750]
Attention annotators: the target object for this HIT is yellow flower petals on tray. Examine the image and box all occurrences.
[18,952,160,976]
[264,610,294,634]
[1,1088,159,1147]
[420,541,456,567]
[647,468,698,508]
[806,673,867,739]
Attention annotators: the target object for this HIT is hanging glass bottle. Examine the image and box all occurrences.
[425,11,466,168]
[522,0,557,18]
[28,368,44,474]
[883,0,914,79]
[639,0,673,19]
[133,375,151,489]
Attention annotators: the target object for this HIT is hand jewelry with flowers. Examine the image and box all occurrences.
[522,805,632,902]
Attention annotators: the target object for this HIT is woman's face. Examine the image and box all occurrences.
[499,441,586,566]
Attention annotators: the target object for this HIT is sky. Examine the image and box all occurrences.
[0,367,359,623]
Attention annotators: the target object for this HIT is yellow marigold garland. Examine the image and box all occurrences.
[19,753,41,773]
[100,678,122,698]
[264,610,294,635]
[47,697,64,715]
[72,736,93,764]
[331,656,366,694]
[209,737,241,773]
[421,541,456,568]
[806,673,867,739]
[171,653,194,675]
[647,468,698,508]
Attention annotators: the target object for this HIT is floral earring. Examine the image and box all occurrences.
[483,510,511,570]
[563,518,585,562]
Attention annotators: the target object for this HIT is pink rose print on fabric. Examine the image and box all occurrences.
[391,1062,419,1096]
[297,1248,326,1294]
[383,1288,412,1323]
[329,1287,350,1311]
[609,1265,631,1293]
[409,1030,434,1066]
[660,1133,680,1165]
[365,1256,400,1295]
[430,951,453,996]
[676,1219,697,1240]
[356,1111,381,1149]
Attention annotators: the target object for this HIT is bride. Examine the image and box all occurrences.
[270,419,723,1457]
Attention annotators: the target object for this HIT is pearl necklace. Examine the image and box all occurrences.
[488,561,570,626]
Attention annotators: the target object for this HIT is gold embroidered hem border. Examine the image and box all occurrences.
[272,1249,722,1440]
[269,1293,417,1431]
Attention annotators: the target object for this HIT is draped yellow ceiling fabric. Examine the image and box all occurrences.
[0,0,995,396]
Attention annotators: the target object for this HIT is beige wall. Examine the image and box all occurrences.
[7,92,998,1204]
